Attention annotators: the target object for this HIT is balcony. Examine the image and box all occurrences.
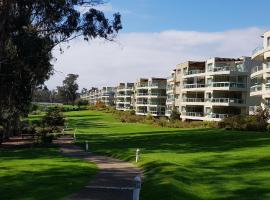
[208,66,246,73]
[252,46,264,55]
[250,85,262,92]
[182,112,204,117]
[209,82,245,88]
[207,98,245,104]
[184,70,205,76]
[251,65,263,73]
[208,113,230,119]
[136,101,148,105]
[149,93,166,97]
[148,111,165,115]
[137,93,148,96]
[266,83,270,90]
[182,98,204,102]
[183,83,205,89]
[149,83,167,89]
[137,83,148,88]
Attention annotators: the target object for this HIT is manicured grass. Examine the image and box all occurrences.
[65,110,270,200]
[0,147,97,200]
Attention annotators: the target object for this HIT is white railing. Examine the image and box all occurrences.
[182,112,204,117]
[207,98,245,104]
[183,83,205,88]
[149,83,167,88]
[250,85,262,92]
[182,98,204,102]
[209,82,245,88]
[149,93,166,96]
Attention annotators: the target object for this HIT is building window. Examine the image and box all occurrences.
[268,37,270,47]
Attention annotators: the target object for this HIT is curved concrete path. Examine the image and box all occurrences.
[56,136,143,200]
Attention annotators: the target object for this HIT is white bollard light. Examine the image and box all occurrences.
[73,128,77,141]
[85,141,88,151]
[133,176,141,200]
[136,148,140,163]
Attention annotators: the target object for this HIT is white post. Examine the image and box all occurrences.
[73,128,77,141]
[85,141,88,151]
[136,148,140,163]
[62,128,65,136]
[133,176,141,200]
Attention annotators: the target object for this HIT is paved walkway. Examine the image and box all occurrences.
[56,136,143,200]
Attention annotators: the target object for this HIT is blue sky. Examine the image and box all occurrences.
[109,0,270,32]
[47,1,269,89]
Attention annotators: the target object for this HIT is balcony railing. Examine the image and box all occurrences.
[183,83,205,88]
[182,112,204,117]
[266,83,270,90]
[137,83,148,87]
[250,85,262,92]
[136,101,148,105]
[182,98,204,102]
[208,113,230,119]
[137,93,148,96]
[148,111,165,115]
[207,98,245,104]
[184,70,205,75]
[209,82,245,88]
[251,65,263,73]
[208,66,246,73]
[252,46,264,55]
[149,93,166,96]
[149,83,167,88]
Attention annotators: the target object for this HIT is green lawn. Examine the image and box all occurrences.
[65,110,270,200]
[0,147,97,200]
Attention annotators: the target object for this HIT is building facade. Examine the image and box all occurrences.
[171,58,253,121]
[115,83,134,111]
[98,87,116,106]
[135,78,167,116]
[165,70,176,117]
[250,31,270,113]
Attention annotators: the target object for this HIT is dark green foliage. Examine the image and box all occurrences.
[170,108,180,120]
[0,0,122,138]
[219,108,270,131]
[76,99,89,107]
[42,107,65,127]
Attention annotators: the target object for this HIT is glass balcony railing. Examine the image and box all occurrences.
[208,65,246,73]
[265,83,270,90]
[251,65,263,73]
[182,98,204,102]
[182,112,204,117]
[148,111,165,115]
[183,83,205,88]
[136,101,147,105]
[208,113,230,119]
[207,98,245,104]
[137,93,148,96]
[252,46,264,55]
[250,85,262,92]
[209,82,245,88]
[184,70,205,75]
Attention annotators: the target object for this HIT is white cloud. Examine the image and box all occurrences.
[46,27,266,90]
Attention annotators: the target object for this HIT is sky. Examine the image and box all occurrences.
[46,0,270,90]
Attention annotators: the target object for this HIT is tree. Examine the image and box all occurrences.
[0,1,122,139]
[58,74,79,105]
[81,88,88,95]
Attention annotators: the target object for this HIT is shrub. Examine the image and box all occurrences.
[42,107,65,127]
[0,125,4,144]
[170,108,180,121]
[219,112,269,131]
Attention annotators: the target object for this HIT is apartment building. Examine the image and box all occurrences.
[88,87,99,105]
[98,87,116,106]
[172,58,253,121]
[250,31,270,112]
[135,78,167,116]
[115,83,134,111]
[165,69,176,117]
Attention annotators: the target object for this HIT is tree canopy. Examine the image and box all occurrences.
[0,0,122,138]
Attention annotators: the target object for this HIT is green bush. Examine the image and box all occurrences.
[170,108,180,120]
[42,107,65,126]
[218,114,268,131]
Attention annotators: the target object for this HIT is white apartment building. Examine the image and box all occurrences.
[250,31,270,112]
[166,69,176,117]
[172,58,253,121]
[135,78,167,116]
[98,87,116,106]
[88,87,99,105]
[115,83,134,111]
